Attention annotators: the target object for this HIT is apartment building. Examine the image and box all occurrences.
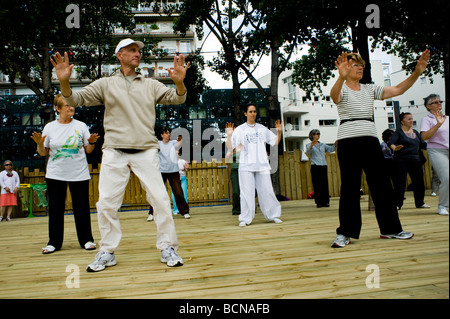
[0,0,197,94]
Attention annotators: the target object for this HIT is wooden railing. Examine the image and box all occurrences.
[17,151,433,215]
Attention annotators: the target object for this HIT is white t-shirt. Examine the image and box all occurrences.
[337,83,385,140]
[158,140,179,173]
[43,119,91,181]
[231,123,277,172]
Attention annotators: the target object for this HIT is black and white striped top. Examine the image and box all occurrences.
[337,83,385,140]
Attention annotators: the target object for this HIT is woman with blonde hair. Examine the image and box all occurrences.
[329,49,429,247]
[31,94,99,254]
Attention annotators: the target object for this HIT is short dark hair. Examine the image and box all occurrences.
[243,103,257,113]
[308,129,320,141]
[382,129,394,143]
[399,112,412,122]
[161,126,171,134]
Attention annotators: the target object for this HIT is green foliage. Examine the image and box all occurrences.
[291,31,348,99]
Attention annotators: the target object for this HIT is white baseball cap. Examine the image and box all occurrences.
[115,38,144,54]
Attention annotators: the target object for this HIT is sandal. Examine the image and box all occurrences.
[84,241,96,250]
[42,245,56,254]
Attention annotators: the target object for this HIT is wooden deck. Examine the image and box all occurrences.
[0,191,448,301]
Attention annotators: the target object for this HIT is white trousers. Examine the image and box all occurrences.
[96,148,178,253]
[238,170,281,225]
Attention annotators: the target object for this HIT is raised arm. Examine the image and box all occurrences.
[382,50,430,100]
[421,109,446,140]
[30,132,49,157]
[167,54,190,96]
[330,52,352,104]
[50,51,75,97]
[274,119,283,145]
[225,122,235,151]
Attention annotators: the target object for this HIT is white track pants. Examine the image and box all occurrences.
[238,170,281,225]
[96,148,178,253]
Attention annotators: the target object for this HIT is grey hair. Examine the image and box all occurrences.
[308,129,320,141]
[423,94,440,110]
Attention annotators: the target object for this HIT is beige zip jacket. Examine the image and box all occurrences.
[64,71,186,150]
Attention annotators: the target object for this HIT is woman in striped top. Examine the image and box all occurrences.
[329,50,430,248]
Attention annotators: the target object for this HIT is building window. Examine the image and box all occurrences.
[319,119,337,126]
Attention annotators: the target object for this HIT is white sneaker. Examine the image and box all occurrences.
[419,203,431,208]
[184,214,191,219]
[272,218,283,224]
[161,247,183,267]
[239,221,247,227]
[331,234,351,248]
[438,207,449,215]
[147,214,153,221]
[86,251,117,272]
[431,192,437,197]
[380,231,414,240]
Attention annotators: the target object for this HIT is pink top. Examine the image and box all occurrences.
[420,113,449,149]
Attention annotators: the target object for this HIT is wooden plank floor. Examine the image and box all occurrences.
[0,191,447,300]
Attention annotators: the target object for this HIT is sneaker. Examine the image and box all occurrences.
[431,192,437,197]
[161,247,183,267]
[239,221,247,227]
[438,207,449,215]
[380,231,414,240]
[419,203,431,208]
[147,214,153,222]
[331,234,351,248]
[86,251,117,272]
[272,218,283,224]
[183,213,191,219]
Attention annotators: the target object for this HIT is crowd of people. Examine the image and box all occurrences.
[1,39,447,273]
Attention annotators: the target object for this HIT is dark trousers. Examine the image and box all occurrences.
[230,167,240,214]
[311,165,330,206]
[336,137,403,239]
[46,178,94,250]
[149,172,189,216]
[393,159,425,208]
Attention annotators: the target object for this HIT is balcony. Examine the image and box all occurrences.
[281,102,312,115]
[283,124,308,139]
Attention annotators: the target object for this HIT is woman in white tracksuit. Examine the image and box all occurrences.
[226,103,283,227]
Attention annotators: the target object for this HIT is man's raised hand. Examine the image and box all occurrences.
[50,51,74,82]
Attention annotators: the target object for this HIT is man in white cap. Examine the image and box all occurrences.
[50,38,190,272]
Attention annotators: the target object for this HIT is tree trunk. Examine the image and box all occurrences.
[41,40,55,123]
[444,37,449,115]
[231,68,241,125]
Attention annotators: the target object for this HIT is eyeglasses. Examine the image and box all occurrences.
[314,133,320,135]
[428,100,443,105]
[4,164,12,166]
[352,63,365,69]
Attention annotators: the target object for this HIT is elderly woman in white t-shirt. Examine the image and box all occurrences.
[329,50,430,248]
[31,94,99,254]
[226,103,283,227]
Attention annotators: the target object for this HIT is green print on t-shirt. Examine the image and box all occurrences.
[52,130,83,161]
